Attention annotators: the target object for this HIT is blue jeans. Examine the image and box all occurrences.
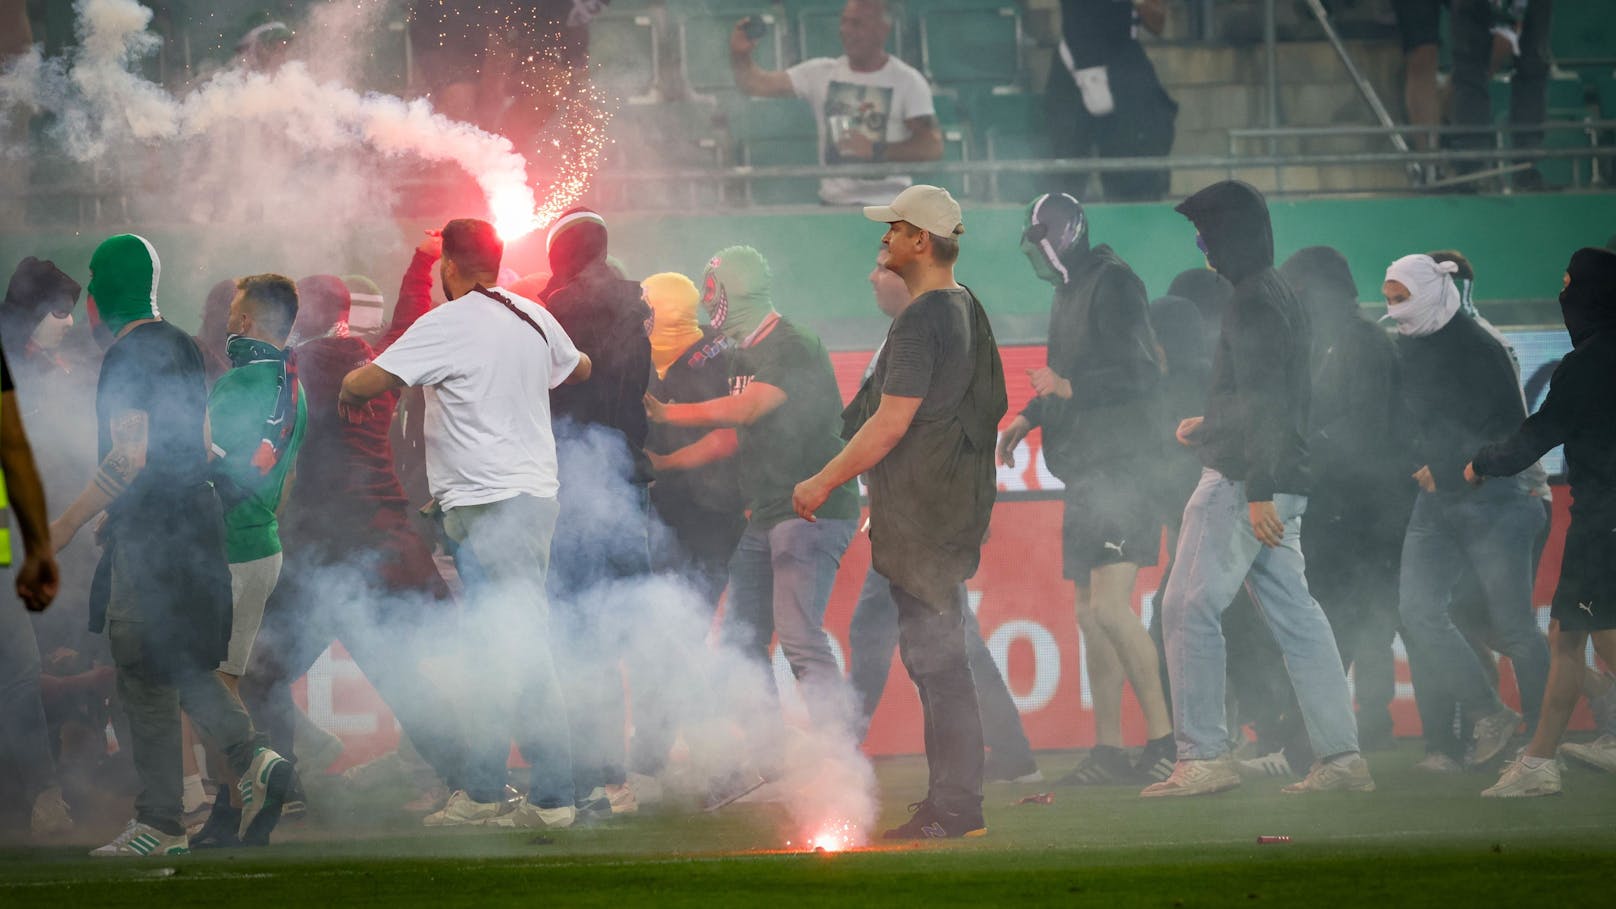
[848,565,1035,765]
[445,494,573,808]
[724,516,857,731]
[1162,469,1358,762]
[0,595,56,808]
[1398,483,1549,741]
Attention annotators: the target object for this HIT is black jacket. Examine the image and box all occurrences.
[1021,244,1161,478]
[1395,312,1527,492]
[544,259,653,485]
[646,328,744,524]
[1175,181,1311,500]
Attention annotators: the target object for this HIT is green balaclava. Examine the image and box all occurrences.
[87,234,162,336]
[702,246,775,341]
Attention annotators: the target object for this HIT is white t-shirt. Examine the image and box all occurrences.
[786,55,936,206]
[373,286,581,509]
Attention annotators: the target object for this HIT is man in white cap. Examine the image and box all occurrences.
[794,185,1006,839]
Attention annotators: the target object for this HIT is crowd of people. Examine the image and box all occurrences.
[1,176,1614,855]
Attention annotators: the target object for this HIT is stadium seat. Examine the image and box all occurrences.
[1488,71,1591,188]
[598,100,728,209]
[680,9,787,95]
[589,11,661,102]
[979,89,1051,204]
[910,1,1023,88]
[727,96,823,204]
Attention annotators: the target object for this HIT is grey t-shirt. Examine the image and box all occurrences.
[879,288,973,417]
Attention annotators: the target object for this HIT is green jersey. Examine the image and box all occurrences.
[208,361,308,563]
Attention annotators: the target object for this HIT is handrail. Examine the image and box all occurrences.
[1230,121,1616,140]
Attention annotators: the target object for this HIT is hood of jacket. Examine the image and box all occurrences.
[1174,180,1275,286]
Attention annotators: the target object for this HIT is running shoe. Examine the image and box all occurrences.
[1140,758,1241,798]
[91,819,189,858]
[237,747,293,845]
[1282,755,1375,793]
[1482,757,1561,798]
[1559,734,1616,775]
[881,800,986,839]
[1469,708,1522,767]
[1056,745,1138,786]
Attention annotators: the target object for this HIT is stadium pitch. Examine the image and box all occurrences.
[4,742,1613,907]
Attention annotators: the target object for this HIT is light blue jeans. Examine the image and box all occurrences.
[723,516,858,730]
[1162,469,1358,762]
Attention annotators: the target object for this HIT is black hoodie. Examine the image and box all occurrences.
[1021,243,1162,478]
[1279,246,1407,514]
[1174,181,1310,500]
[1475,247,1616,513]
[542,219,654,485]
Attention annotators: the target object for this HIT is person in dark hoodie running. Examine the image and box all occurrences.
[1470,247,1616,796]
[236,240,464,831]
[1144,181,1370,798]
[50,234,292,856]
[1279,246,1410,754]
[540,207,654,818]
[1384,253,1549,772]
[996,192,1174,785]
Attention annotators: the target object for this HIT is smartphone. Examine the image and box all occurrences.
[741,16,768,40]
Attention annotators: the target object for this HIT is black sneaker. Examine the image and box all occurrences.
[881,800,986,840]
[189,787,242,850]
[1056,745,1138,786]
[983,752,1043,784]
[574,787,614,824]
[1133,735,1176,783]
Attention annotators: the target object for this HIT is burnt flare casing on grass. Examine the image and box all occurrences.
[1256,836,1292,844]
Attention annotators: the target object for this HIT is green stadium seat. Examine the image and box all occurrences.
[680,10,787,94]
[1550,1,1616,68]
[599,100,728,208]
[726,96,819,141]
[739,137,825,205]
[589,12,661,102]
[1486,72,1592,189]
[911,1,1023,88]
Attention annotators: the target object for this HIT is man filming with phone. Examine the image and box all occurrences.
[729,0,942,206]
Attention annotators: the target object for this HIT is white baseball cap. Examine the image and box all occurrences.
[863,185,965,238]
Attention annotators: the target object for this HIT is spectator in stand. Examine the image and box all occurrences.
[1384,253,1549,770]
[1390,0,1444,169]
[1048,0,1178,202]
[729,0,942,206]
[1450,0,1554,187]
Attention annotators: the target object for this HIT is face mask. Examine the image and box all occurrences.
[1020,226,1066,285]
[226,333,283,367]
[703,273,729,334]
[32,313,73,351]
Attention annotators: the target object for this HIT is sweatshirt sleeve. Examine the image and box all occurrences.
[1236,302,1301,502]
[1473,358,1573,478]
[1428,337,1530,490]
[377,249,437,355]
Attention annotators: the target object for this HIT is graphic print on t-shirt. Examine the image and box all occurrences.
[824,81,893,163]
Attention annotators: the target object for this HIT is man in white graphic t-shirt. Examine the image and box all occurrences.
[730,0,941,205]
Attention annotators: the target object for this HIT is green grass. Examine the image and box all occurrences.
[4,744,1614,907]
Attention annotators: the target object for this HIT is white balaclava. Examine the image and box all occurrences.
[1385,254,1461,338]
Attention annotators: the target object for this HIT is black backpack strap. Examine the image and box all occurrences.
[475,284,548,344]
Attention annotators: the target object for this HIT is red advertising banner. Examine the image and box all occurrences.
[298,344,1587,770]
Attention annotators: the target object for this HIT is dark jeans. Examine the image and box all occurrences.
[1451,0,1553,155]
[892,580,984,814]
[446,494,573,807]
[848,566,1034,767]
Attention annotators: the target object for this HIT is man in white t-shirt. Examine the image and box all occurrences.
[730,0,941,205]
[340,218,593,830]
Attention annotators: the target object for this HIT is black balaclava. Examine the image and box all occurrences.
[1560,246,1616,348]
[1279,246,1358,342]
[1167,267,1233,328]
[543,207,609,298]
[1020,192,1090,286]
[1,257,82,358]
[1174,180,1275,286]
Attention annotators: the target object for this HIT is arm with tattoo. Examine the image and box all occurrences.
[50,410,148,550]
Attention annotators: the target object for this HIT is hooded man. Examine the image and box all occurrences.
[49,234,292,856]
[1278,246,1409,754]
[995,192,1174,785]
[237,242,464,825]
[646,245,859,804]
[1145,181,1370,799]
[1384,252,1550,773]
[540,207,655,818]
[1,258,81,370]
[1468,246,1616,795]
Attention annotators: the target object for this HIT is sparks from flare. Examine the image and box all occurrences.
[785,818,865,854]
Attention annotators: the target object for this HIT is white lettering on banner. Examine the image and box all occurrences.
[305,646,379,734]
[996,443,1030,492]
[1033,445,1063,492]
[987,620,1061,712]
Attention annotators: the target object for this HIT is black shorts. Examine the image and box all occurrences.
[1550,517,1616,632]
[1061,470,1162,580]
[1391,0,1444,51]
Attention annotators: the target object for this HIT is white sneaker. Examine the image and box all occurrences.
[1236,751,1296,779]
[483,799,576,829]
[1140,759,1241,798]
[90,819,189,857]
[1470,708,1522,767]
[1414,753,1463,774]
[1282,755,1375,793]
[606,783,639,815]
[31,786,74,838]
[1559,734,1616,775]
[1482,757,1561,798]
[237,746,293,843]
[424,790,511,827]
